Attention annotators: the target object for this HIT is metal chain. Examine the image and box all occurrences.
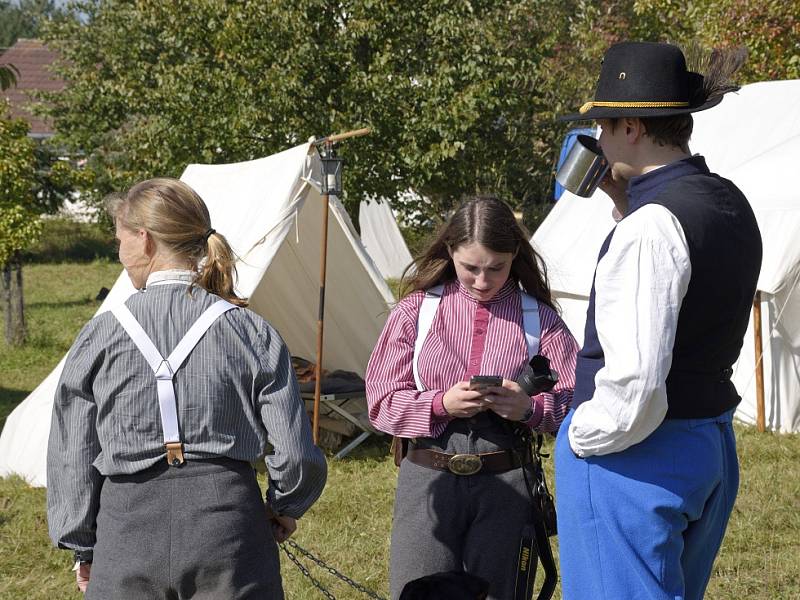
[280,540,388,600]
[281,542,336,600]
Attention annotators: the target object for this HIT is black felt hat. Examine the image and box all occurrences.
[560,41,722,121]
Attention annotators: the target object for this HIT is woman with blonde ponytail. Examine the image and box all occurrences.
[47,177,327,599]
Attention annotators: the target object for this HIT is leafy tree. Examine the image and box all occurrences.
[42,0,579,231]
[0,63,18,90]
[551,0,799,105]
[692,0,800,81]
[0,100,41,345]
[0,0,65,48]
[40,0,796,240]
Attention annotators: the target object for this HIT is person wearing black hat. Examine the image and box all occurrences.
[553,41,762,600]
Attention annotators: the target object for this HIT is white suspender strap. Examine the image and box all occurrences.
[111,300,237,464]
[166,300,237,373]
[111,304,163,372]
[520,292,541,359]
[112,304,182,445]
[412,284,444,391]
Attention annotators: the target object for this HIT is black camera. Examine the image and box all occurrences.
[517,355,559,396]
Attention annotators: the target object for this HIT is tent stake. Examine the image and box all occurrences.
[753,291,765,432]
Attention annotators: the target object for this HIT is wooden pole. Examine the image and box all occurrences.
[753,291,766,432]
[310,127,371,445]
[317,127,371,144]
[312,187,331,445]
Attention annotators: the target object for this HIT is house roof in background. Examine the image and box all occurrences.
[1,38,64,137]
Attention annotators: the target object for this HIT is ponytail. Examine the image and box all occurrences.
[196,232,248,307]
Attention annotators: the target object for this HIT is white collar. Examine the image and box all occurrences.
[145,269,195,288]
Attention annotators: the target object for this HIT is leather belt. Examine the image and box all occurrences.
[406,447,531,476]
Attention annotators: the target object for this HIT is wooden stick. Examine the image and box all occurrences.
[753,291,766,432]
[317,127,371,145]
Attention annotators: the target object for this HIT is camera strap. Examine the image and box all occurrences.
[534,521,557,600]
[511,433,558,600]
[514,523,538,599]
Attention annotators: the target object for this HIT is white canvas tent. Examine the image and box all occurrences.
[358,199,414,279]
[0,141,395,486]
[533,79,800,433]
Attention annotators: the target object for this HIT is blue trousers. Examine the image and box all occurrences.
[555,409,738,600]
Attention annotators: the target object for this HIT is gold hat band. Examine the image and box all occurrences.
[579,100,691,114]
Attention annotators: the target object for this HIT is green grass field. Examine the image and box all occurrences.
[1,262,799,599]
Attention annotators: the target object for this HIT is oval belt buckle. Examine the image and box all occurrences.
[448,453,482,475]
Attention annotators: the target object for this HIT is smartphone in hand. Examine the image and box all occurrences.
[469,375,503,394]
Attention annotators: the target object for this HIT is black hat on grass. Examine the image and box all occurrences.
[560,41,724,121]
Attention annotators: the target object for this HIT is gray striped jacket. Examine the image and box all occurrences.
[47,271,327,552]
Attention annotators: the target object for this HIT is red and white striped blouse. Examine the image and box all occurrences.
[366,279,579,438]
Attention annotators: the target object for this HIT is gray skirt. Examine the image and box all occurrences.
[87,457,283,600]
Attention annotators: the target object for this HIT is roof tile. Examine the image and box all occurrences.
[1,38,65,136]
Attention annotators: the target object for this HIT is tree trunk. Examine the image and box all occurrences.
[1,261,10,344]
[2,251,26,345]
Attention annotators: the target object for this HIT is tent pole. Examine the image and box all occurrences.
[753,291,766,432]
[311,128,371,446]
[312,190,331,445]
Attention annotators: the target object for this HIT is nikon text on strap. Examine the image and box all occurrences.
[112,299,238,466]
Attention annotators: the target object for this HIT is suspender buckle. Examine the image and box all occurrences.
[155,360,174,380]
[165,442,185,467]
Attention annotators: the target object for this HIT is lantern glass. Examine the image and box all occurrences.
[321,155,343,196]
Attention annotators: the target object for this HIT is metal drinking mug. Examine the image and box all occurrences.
[555,134,609,198]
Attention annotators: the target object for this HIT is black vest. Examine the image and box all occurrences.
[574,157,762,418]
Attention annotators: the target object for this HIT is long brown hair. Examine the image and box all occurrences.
[400,196,554,309]
[106,177,248,307]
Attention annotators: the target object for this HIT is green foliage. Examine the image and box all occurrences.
[398,222,435,259]
[546,0,799,118]
[0,0,65,48]
[693,0,800,81]
[42,0,577,225]
[0,63,19,91]
[0,102,41,266]
[30,144,94,215]
[36,0,800,232]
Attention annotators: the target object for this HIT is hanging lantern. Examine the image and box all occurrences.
[320,149,343,196]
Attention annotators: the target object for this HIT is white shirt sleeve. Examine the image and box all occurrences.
[568,204,692,457]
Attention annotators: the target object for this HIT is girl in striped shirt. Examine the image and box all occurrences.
[366,196,578,599]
